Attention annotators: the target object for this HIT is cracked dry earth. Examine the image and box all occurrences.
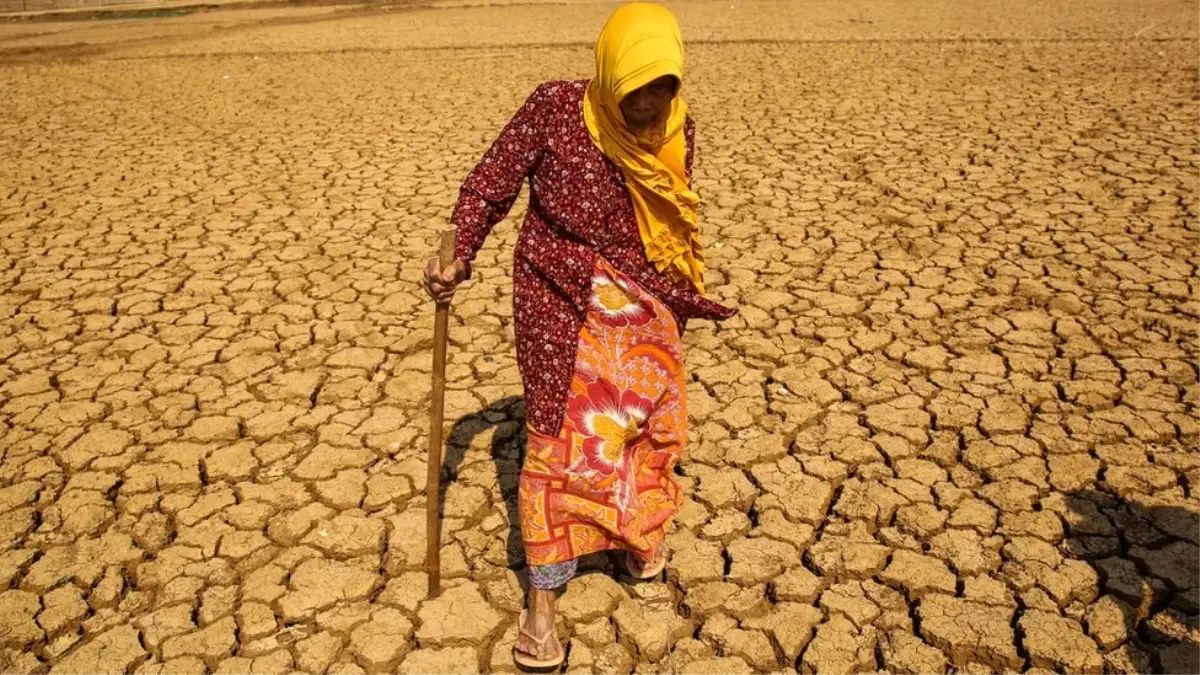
[1,0,1199,673]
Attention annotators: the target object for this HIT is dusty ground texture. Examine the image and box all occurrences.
[2,0,1199,673]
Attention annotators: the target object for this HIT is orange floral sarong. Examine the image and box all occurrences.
[519,257,687,567]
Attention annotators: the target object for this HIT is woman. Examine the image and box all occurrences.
[423,2,735,669]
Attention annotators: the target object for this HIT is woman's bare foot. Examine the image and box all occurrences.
[514,588,561,667]
[626,547,667,578]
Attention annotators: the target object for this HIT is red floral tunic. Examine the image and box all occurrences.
[450,80,736,436]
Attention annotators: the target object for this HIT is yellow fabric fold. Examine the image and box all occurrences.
[583,2,706,292]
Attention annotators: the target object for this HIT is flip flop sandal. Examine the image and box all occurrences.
[625,550,667,580]
[513,609,564,672]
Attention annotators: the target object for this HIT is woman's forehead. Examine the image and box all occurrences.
[630,75,679,93]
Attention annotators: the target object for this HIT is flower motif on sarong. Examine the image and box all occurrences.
[589,274,656,327]
[566,378,652,480]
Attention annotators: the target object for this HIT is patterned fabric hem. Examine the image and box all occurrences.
[529,559,578,590]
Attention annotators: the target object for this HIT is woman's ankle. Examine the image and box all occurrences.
[528,587,557,613]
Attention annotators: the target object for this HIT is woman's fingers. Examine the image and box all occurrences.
[422,260,445,299]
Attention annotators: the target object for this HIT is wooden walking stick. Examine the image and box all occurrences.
[426,229,456,599]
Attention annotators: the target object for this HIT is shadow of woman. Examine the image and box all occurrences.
[436,395,527,582]
[1062,490,1198,674]
[436,396,616,596]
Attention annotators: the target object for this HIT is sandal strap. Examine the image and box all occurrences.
[517,610,557,647]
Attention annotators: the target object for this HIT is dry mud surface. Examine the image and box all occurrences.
[1,1,1199,673]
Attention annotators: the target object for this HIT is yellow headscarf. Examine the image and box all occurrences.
[583,2,707,292]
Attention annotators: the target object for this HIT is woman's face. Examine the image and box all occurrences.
[619,75,679,132]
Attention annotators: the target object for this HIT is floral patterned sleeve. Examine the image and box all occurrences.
[450,84,549,278]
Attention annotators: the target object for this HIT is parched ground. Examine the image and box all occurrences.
[1,1,1198,673]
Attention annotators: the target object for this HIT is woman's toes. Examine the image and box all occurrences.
[516,633,538,657]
